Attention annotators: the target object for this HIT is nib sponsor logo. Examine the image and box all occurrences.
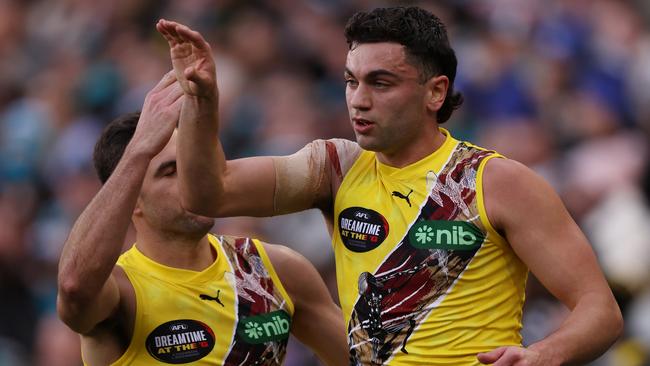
[237,310,291,344]
[408,221,484,250]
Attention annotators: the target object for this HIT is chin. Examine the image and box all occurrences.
[192,216,216,231]
[355,137,382,152]
[177,214,215,237]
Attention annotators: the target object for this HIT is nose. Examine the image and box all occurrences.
[348,83,372,111]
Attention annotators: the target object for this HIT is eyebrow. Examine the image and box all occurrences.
[344,67,400,80]
[154,160,176,177]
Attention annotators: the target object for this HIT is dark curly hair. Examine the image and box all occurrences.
[344,6,463,123]
[93,112,140,184]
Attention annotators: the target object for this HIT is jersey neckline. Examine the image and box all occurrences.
[129,233,227,283]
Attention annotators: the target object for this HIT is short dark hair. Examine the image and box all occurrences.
[93,112,140,184]
[344,6,463,123]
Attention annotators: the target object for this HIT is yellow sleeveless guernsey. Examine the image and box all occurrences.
[333,129,528,365]
[107,234,294,365]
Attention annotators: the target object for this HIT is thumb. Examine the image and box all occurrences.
[477,347,507,364]
[185,67,211,86]
[184,67,216,97]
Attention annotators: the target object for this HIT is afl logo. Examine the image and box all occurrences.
[145,319,215,363]
[338,207,389,252]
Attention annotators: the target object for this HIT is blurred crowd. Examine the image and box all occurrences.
[1,0,650,365]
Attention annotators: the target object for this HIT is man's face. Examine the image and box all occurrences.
[135,131,214,238]
[344,42,432,157]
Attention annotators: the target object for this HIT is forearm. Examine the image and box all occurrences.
[58,147,151,305]
[528,291,623,365]
[177,95,226,216]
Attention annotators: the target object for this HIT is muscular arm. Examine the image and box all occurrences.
[157,20,241,217]
[158,20,281,217]
[158,20,355,218]
[57,72,182,334]
[479,158,623,365]
[264,244,348,366]
[57,150,148,334]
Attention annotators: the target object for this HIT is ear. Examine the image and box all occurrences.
[133,197,143,217]
[425,75,449,115]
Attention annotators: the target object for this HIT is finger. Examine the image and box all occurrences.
[161,82,185,104]
[151,70,177,93]
[156,79,183,100]
[169,96,184,128]
[156,20,178,46]
[184,67,206,85]
[156,19,174,38]
[491,351,520,366]
[164,20,183,42]
[157,19,178,36]
[184,68,216,96]
[170,93,184,108]
[477,347,507,364]
[158,19,184,44]
[174,23,211,52]
[159,18,180,31]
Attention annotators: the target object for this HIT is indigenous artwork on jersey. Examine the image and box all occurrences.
[221,237,292,365]
[348,144,492,365]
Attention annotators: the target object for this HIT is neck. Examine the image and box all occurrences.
[377,127,447,168]
[135,230,216,271]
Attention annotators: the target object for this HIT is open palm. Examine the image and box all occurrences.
[156,19,217,99]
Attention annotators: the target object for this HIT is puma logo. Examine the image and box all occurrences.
[391,189,413,207]
[199,290,225,307]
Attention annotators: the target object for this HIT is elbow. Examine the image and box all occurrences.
[57,277,102,334]
[57,273,93,327]
[58,266,88,303]
[179,183,225,217]
[610,299,624,342]
[56,294,78,331]
[179,193,221,217]
[56,283,88,333]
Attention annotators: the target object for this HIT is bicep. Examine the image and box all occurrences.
[215,156,277,216]
[214,140,330,217]
[484,159,610,309]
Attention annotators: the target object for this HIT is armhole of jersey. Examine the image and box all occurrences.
[337,148,367,189]
[476,154,509,249]
[108,263,143,365]
[251,239,295,316]
[81,349,88,366]
[332,149,368,251]
[334,148,368,209]
[333,138,362,177]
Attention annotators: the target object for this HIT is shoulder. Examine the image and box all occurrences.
[483,157,555,195]
[483,156,530,182]
[262,243,314,277]
[272,139,361,213]
[293,138,361,169]
[482,157,561,230]
[261,243,322,299]
[308,138,360,154]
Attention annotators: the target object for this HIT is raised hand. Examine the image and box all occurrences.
[130,70,183,157]
[156,19,217,99]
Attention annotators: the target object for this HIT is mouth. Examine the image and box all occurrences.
[353,117,374,126]
[352,117,375,134]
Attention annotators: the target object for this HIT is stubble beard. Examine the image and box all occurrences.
[151,209,215,242]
